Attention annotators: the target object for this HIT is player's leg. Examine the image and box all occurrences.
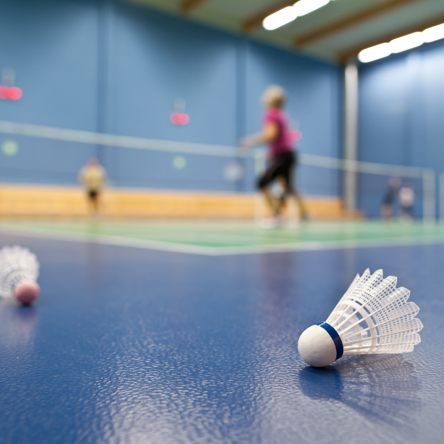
[88,190,99,216]
[92,191,100,215]
[93,190,103,216]
[257,162,282,217]
[275,176,288,214]
[258,179,280,216]
[86,190,93,216]
[291,187,309,220]
[381,203,393,221]
[401,204,413,221]
[284,152,309,220]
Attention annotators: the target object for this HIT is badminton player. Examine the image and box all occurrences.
[241,85,308,227]
[78,157,107,218]
[381,177,400,221]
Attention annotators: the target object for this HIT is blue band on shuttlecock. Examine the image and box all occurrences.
[317,322,344,361]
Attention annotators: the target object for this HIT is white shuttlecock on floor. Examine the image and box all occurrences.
[0,245,40,305]
[298,269,423,367]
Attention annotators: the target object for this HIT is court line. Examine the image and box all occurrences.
[0,223,283,247]
[212,237,444,255]
[1,225,444,256]
[0,226,217,255]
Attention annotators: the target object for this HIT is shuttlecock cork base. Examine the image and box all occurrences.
[0,245,40,306]
[298,323,344,367]
[298,269,423,368]
[14,280,40,305]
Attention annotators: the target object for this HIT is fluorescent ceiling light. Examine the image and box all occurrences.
[390,32,424,53]
[263,0,330,31]
[358,43,392,63]
[294,0,330,17]
[263,6,297,31]
[358,22,444,63]
[423,23,444,43]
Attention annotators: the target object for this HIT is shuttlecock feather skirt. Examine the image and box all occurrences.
[298,269,423,367]
[326,270,422,356]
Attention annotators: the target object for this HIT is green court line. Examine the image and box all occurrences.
[1,221,444,255]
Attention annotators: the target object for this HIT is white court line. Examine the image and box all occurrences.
[1,225,444,256]
[212,237,444,255]
[0,226,217,256]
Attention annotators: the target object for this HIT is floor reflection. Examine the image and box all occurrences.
[0,302,39,353]
[259,252,298,327]
[298,355,421,427]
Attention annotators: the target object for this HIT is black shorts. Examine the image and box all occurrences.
[257,151,297,192]
[88,190,99,200]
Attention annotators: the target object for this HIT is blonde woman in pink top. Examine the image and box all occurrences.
[241,85,308,227]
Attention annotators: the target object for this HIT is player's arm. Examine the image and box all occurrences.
[240,121,279,149]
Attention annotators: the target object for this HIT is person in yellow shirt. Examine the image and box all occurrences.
[78,158,107,217]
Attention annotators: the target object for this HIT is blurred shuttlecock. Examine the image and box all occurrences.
[298,269,423,367]
[0,246,40,305]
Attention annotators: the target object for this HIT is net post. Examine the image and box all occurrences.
[440,171,444,222]
[423,170,436,222]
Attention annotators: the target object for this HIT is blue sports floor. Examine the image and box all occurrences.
[0,229,443,443]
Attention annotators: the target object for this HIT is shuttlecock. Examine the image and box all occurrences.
[0,246,40,305]
[298,269,423,367]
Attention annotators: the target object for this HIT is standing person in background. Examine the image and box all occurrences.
[399,183,415,221]
[241,85,308,228]
[381,177,400,221]
[78,158,107,218]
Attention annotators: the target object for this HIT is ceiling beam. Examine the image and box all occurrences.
[294,0,423,47]
[180,0,209,15]
[242,1,294,33]
[337,14,444,62]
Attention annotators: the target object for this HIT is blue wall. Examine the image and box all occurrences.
[358,40,444,217]
[0,0,100,185]
[0,0,342,194]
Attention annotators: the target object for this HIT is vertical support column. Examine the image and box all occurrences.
[422,170,435,222]
[423,169,436,222]
[343,62,359,212]
[96,0,111,163]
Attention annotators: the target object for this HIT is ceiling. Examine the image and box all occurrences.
[126,0,444,62]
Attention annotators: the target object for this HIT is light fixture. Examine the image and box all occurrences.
[263,0,330,31]
[358,43,392,63]
[294,0,330,17]
[263,6,298,31]
[423,23,444,43]
[358,22,444,63]
[389,32,424,53]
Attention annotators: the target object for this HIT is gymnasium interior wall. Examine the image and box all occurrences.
[358,38,444,218]
[0,0,342,198]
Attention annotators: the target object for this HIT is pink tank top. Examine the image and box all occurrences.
[263,108,293,157]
